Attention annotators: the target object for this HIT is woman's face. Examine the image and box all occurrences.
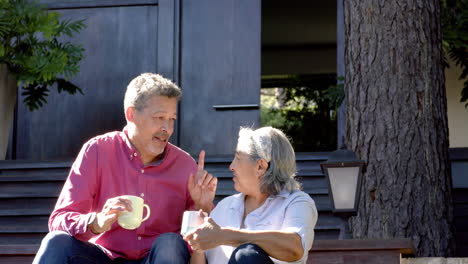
[229,151,261,195]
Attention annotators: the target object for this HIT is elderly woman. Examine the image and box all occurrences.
[184,127,318,264]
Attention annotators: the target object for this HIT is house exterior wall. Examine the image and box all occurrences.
[446,61,468,148]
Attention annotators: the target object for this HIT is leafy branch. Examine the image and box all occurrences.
[442,0,468,107]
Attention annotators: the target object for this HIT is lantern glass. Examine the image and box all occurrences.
[327,166,359,210]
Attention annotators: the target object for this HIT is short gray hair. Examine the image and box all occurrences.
[124,73,181,112]
[236,126,301,195]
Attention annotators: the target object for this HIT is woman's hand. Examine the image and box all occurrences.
[184,212,223,251]
[183,209,305,262]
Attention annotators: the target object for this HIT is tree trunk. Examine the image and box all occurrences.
[344,0,455,257]
[0,64,17,160]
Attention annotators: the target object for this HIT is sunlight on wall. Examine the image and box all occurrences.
[446,61,468,148]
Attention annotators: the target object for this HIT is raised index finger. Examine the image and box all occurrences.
[198,150,205,171]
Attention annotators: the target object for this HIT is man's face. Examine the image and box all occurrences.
[130,95,178,161]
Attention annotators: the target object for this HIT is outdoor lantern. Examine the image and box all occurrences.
[320,148,365,216]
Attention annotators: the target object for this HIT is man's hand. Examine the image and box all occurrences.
[188,150,217,213]
[90,196,132,234]
[183,212,222,251]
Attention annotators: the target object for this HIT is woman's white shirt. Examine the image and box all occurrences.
[205,190,318,264]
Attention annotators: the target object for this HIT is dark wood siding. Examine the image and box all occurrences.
[179,0,261,156]
[0,161,70,249]
[12,0,262,160]
[14,0,179,160]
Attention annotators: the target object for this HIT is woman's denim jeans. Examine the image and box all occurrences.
[228,243,274,264]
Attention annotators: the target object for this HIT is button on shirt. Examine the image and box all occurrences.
[205,190,318,264]
[49,127,197,260]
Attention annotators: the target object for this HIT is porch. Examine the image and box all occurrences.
[0,151,465,263]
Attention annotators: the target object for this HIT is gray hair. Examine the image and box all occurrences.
[124,73,181,112]
[236,126,301,195]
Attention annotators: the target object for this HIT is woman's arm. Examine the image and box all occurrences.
[185,218,303,262]
[189,251,207,264]
[221,228,303,262]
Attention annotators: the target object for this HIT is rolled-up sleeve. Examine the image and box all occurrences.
[48,138,99,241]
[282,195,318,256]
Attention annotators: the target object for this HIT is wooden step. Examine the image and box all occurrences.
[0,216,49,233]
[0,161,72,170]
[0,214,342,238]
[0,256,35,264]
[0,171,67,182]
[0,156,346,261]
[0,198,56,216]
[0,182,64,198]
[0,186,332,211]
[205,168,325,178]
[315,229,341,240]
[308,238,414,264]
[0,244,38,264]
[0,234,45,245]
[0,238,414,264]
[0,244,39,255]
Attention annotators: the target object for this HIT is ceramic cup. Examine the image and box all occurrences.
[117,195,150,230]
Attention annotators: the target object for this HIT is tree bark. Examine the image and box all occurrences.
[344,0,455,257]
[0,64,17,160]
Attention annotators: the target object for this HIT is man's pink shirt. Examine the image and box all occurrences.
[48,127,197,260]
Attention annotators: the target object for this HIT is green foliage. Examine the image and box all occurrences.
[442,0,468,107]
[0,0,86,111]
[261,75,340,152]
[261,106,338,152]
[324,76,344,109]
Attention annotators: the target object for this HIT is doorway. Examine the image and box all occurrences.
[261,0,338,152]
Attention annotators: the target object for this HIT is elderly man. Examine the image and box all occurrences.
[33,73,217,264]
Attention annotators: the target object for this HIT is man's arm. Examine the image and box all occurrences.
[187,150,217,214]
[48,139,99,241]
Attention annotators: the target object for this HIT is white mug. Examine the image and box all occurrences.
[180,211,204,236]
[117,195,151,230]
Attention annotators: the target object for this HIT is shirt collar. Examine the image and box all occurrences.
[273,189,291,199]
[229,193,245,210]
[122,125,136,155]
[150,151,167,166]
